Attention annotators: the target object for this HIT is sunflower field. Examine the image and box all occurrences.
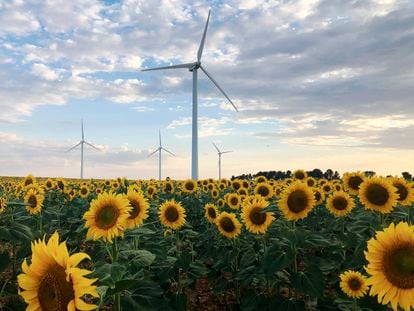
[0,171,413,311]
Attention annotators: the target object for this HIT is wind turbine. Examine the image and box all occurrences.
[148,130,176,180]
[212,142,232,180]
[66,119,101,179]
[142,10,238,180]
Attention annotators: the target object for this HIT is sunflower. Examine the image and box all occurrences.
[95,187,103,195]
[55,178,67,193]
[333,183,342,192]
[389,177,414,206]
[278,181,315,221]
[343,172,365,195]
[68,189,76,200]
[306,177,316,188]
[18,231,98,311]
[83,192,132,243]
[23,174,36,187]
[215,212,242,239]
[254,182,274,200]
[322,182,333,195]
[125,190,149,229]
[164,181,174,193]
[24,189,44,215]
[359,177,398,214]
[326,191,355,217]
[241,197,274,234]
[226,193,241,209]
[146,185,157,198]
[211,188,219,199]
[158,199,186,230]
[0,197,6,213]
[339,270,368,298]
[237,187,248,197]
[293,169,307,180]
[44,178,54,190]
[79,185,89,199]
[182,179,197,194]
[218,199,225,208]
[254,176,267,183]
[365,222,414,311]
[204,203,219,223]
[313,188,325,205]
[231,179,242,191]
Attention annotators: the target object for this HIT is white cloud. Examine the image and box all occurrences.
[31,63,60,81]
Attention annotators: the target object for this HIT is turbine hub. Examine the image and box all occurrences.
[189,61,201,71]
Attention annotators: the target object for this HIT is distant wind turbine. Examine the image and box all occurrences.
[66,119,101,179]
[142,10,238,180]
[148,130,176,180]
[212,142,232,180]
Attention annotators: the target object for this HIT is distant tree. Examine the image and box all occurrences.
[333,171,341,180]
[402,171,412,180]
[324,169,334,180]
[364,171,376,177]
[308,168,323,179]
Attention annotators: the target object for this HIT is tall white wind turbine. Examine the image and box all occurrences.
[212,142,232,180]
[142,10,238,180]
[148,130,176,180]
[66,119,101,179]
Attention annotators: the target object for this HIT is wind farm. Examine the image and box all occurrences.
[1,2,413,311]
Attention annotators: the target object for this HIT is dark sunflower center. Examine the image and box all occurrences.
[46,181,52,188]
[383,245,414,289]
[314,191,321,202]
[57,181,64,190]
[323,185,331,192]
[212,190,218,196]
[333,196,348,210]
[207,207,217,219]
[185,182,194,191]
[96,204,120,229]
[366,184,389,206]
[348,277,362,291]
[24,178,33,186]
[148,188,154,195]
[28,195,37,208]
[128,200,141,219]
[220,217,235,232]
[257,186,269,197]
[394,183,408,201]
[249,207,267,225]
[295,172,305,180]
[165,206,179,222]
[165,183,172,192]
[230,197,239,206]
[348,176,363,190]
[38,264,75,311]
[218,200,224,207]
[287,190,309,213]
[233,183,241,190]
[307,180,315,187]
[80,188,88,195]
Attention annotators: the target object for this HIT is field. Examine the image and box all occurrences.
[0,171,413,311]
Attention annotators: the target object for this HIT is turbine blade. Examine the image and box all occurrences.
[200,65,238,112]
[84,141,102,152]
[66,142,81,153]
[147,148,160,158]
[197,9,211,62]
[81,119,84,140]
[141,62,195,71]
[221,150,233,154]
[161,147,176,156]
[212,142,220,153]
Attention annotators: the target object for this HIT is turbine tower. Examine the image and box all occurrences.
[148,130,176,180]
[212,142,233,180]
[142,10,238,180]
[66,119,101,179]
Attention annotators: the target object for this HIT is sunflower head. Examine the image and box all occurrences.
[83,192,132,243]
[365,222,414,311]
[211,188,219,199]
[359,177,398,214]
[326,191,355,217]
[218,199,225,208]
[0,197,6,213]
[204,203,219,223]
[125,190,150,229]
[241,197,275,234]
[215,211,242,239]
[254,176,267,183]
[339,270,368,299]
[278,181,315,221]
[226,193,241,209]
[306,177,316,187]
[55,178,66,193]
[181,179,197,194]
[158,199,186,230]
[44,178,54,190]
[389,177,414,206]
[313,188,325,205]
[79,185,89,199]
[343,172,365,195]
[18,231,98,311]
[24,189,44,215]
[164,181,174,193]
[254,182,274,200]
[293,169,307,180]
[23,174,36,187]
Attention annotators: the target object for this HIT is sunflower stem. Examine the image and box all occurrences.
[102,242,113,263]
[112,239,118,263]
[352,298,357,311]
[38,212,43,235]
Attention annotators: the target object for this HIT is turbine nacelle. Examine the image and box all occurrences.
[189,62,201,72]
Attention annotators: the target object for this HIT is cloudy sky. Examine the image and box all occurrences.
[0,0,413,180]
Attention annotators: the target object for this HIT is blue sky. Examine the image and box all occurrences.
[0,0,414,179]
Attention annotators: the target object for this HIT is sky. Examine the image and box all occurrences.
[0,0,413,180]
